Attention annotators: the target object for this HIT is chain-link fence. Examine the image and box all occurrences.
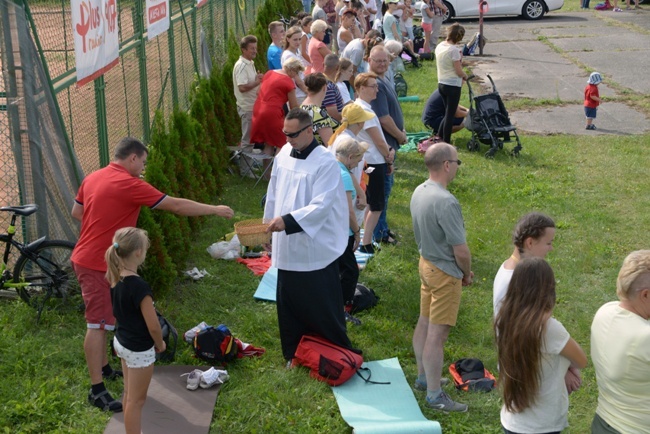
[0,0,263,243]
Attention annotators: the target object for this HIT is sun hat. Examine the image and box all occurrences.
[588,72,602,85]
[341,103,376,124]
[328,104,376,146]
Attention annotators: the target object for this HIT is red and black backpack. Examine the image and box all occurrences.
[449,358,496,392]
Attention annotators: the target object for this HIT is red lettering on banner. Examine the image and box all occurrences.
[76,1,102,53]
[148,3,167,24]
[105,0,117,33]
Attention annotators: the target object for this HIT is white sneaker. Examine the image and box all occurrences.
[200,367,229,388]
[180,369,203,391]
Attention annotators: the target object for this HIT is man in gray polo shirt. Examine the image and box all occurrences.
[410,142,473,413]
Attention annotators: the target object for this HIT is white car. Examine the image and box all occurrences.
[415,0,563,21]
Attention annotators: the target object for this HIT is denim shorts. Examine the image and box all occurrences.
[113,337,155,368]
[584,106,597,119]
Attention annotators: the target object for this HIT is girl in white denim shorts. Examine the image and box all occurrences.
[106,227,165,434]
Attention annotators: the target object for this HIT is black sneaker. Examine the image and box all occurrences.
[345,311,362,326]
[358,244,375,254]
[88,389,123,412]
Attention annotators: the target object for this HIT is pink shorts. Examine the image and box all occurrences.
[422,23,433,32]
[72,262,115,330]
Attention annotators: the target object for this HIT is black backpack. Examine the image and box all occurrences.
[192,324,238,363]
[155,310,178,362]
[394,73,408,98]
[350,284,379,314]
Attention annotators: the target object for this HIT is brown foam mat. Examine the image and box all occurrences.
[104,365,221,434]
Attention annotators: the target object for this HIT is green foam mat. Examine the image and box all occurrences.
[332,357,442,434]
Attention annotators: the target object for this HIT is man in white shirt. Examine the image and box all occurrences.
[264,108,357,362]
[233,35,264,176]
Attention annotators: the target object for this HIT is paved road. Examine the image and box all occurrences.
[454,10,649,135]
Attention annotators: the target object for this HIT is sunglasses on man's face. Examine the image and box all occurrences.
[283,124,311,138]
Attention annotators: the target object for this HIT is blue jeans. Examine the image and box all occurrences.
[302,0,312,13]
[373,167,394,241]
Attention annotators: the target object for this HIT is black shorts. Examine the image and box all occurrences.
[365,163,387,211]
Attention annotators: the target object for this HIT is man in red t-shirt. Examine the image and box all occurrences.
[72,137,234,412]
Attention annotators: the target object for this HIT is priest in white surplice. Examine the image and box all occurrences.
[264,108,357,361]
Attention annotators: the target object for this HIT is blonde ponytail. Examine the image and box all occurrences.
[104,243,122,287]
[104,227,150,287]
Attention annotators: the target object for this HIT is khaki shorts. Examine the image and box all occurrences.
[419,257,462,326]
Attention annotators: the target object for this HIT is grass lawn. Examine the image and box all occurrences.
[1,56,649,433]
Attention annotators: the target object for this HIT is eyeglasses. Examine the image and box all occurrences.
[283,124,311,138]
[446,159,462,166]
[363,83,379,89]
[369,58,388,64]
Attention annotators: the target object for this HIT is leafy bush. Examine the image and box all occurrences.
[135,0,301,294]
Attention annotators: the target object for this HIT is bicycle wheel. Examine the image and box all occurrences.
[13,240,80,308]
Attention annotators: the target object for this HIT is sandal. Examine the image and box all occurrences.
[102,369,123,381]
[380,236,400,246]
[88,389,123,412]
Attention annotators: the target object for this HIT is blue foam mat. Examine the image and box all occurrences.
[253,266,278,301]
[253,249,375,302]
[332,358,442,434]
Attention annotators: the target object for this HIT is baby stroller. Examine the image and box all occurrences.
[465,75,522,158]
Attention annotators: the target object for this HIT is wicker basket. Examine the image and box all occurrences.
[234,218,271,247]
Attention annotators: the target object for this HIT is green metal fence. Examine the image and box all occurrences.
[0,0,262,241]
[32,0,261,173]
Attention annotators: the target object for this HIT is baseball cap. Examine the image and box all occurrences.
[588,72,602,85]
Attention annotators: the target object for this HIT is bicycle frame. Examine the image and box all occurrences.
[0,213,47,291]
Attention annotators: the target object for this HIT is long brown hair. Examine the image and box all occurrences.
[283,26,303,50]
[335,58,353,83]
[494,257,556,413]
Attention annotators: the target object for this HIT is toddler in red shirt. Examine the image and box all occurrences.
[584,72,602,130]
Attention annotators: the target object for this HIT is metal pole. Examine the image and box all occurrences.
[167,19,179,109]
[94,75,110,167]
[1,0,25,205]
[479,0,486,56]
[177,0,199,76]
[134,0,150,142]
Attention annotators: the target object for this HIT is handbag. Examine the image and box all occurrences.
[417,136,439,154]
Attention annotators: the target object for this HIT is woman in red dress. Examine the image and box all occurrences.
[250,58,305,160]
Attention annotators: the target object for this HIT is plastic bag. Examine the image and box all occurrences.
[207,235,241,260]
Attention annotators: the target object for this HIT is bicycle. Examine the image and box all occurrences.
[0,204,80,321]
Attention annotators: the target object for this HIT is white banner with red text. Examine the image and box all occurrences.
[71,0,120,87]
